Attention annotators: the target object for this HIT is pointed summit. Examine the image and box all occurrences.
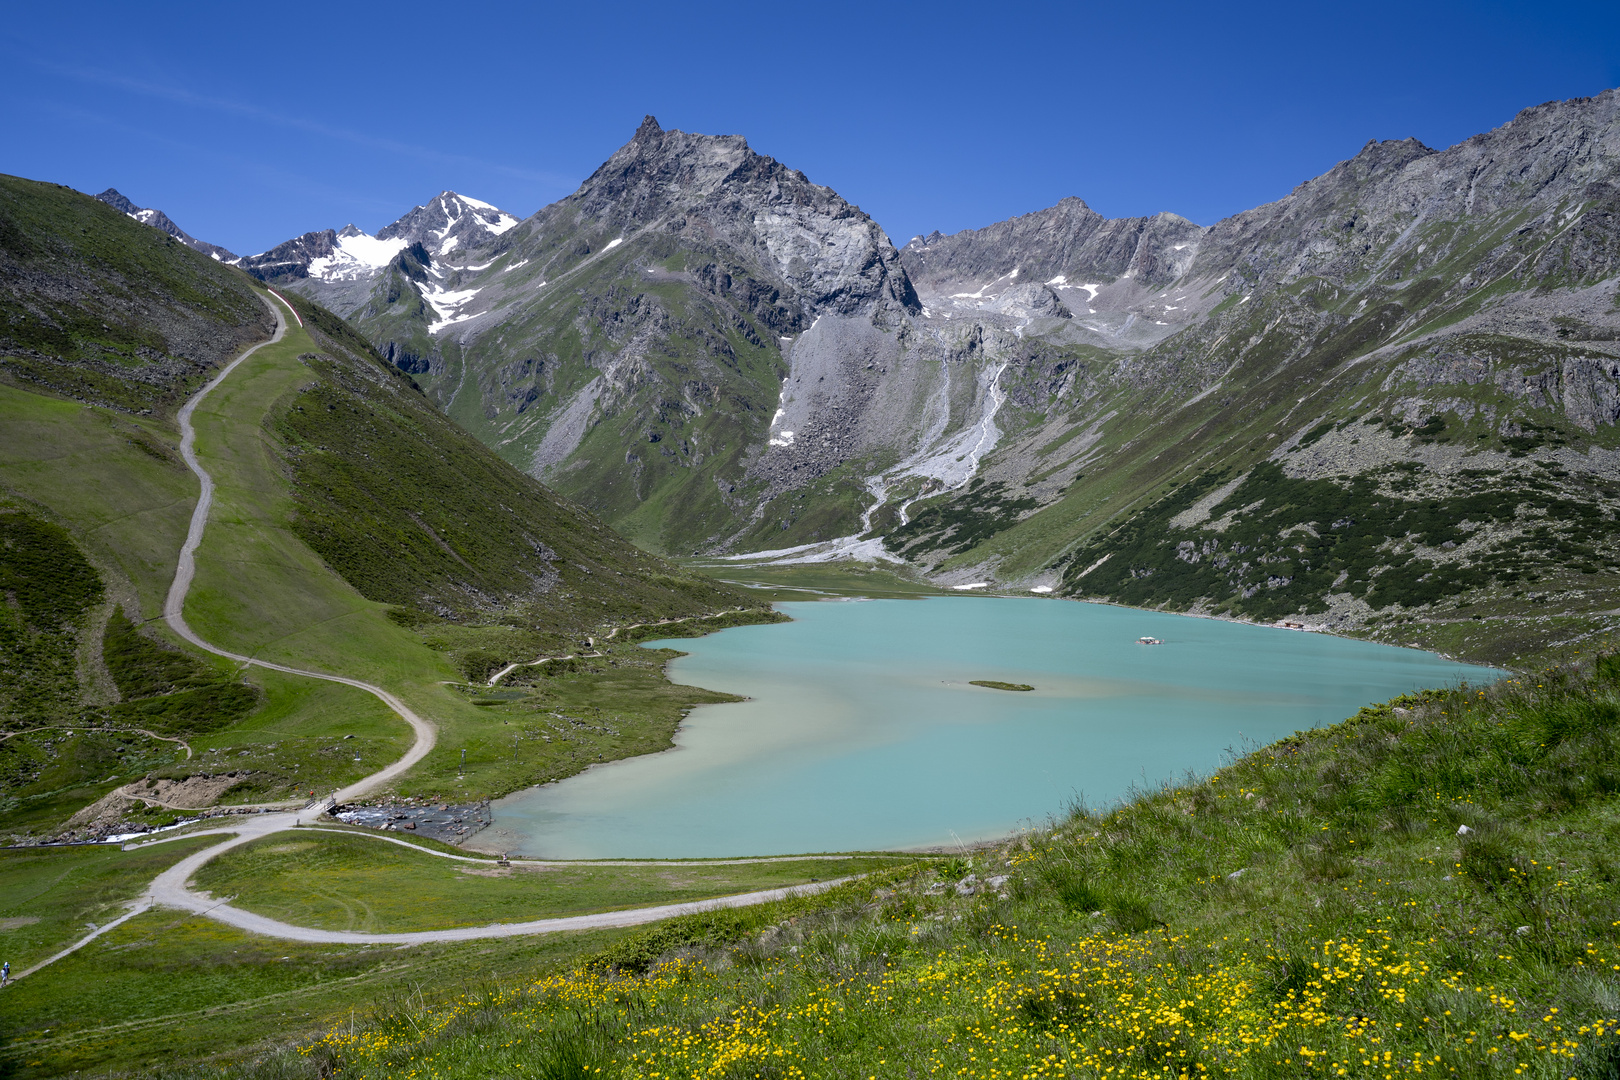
[376,192,521,257]
[95,188,139,215]
[633,115,663,143]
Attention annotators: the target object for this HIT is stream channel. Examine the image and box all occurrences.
[491,597,1501,858]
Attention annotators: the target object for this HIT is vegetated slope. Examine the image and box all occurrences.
[869,89,1620,665]
[0,445,265,838]
[0,178,278,837]
[178,657,1620,1080]
[0,178,761,839]
[0,511,104,724]
[266,290,758,652]
[0,173,273,413]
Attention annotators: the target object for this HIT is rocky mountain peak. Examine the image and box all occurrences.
[559,119,918,319]
[94,188,139,215]
[633,114,663,143]
[1321,136,1439,189]
[575,120,758,228]
[377,191,521,258]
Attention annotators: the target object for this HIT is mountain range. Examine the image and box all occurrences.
[101,90,1620,662]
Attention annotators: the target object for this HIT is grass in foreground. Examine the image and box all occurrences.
[147,655,1620,1080]
[192,830,901,932]
[0,836,219,969]
[0,909,634,1078]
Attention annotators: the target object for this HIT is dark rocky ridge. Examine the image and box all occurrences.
[237,227,341,283]
[93,188,239,263]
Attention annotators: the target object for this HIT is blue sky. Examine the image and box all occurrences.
[4,1,1617,257]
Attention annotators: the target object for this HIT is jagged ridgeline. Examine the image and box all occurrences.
[267,291,750,637]
[0,173,273,412]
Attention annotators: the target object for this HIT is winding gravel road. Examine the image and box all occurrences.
[163,296,436,804]
[13,292,849,979]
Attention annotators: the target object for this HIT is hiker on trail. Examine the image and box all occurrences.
[2,961,10,987]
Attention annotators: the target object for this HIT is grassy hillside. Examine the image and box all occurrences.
[0,177,766,839]
[0,173,272,413]
[154,654,1620,1080]
[192,832,898,932]
[268,291,750,634]
[0,389,279,836]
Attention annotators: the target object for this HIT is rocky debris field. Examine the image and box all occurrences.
[333,800,494,845]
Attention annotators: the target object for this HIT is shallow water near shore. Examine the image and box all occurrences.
[493,597,1501,858]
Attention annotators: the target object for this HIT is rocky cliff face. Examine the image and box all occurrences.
[1198,92,1620,293]
[902,197,1203,293]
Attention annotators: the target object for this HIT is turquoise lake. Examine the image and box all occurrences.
[491,597,1501,858]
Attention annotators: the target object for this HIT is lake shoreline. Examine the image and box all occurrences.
[491,596,1501,860]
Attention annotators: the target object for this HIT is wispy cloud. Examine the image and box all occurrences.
[23,97,422,251]
[24,55,574,189]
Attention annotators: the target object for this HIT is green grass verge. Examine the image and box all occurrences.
[191,830,899,932]
[0,909,636,1079]
[188,668,412,805]
[436,643,741,796]
[688,560,953,600]
[0,836,219,969]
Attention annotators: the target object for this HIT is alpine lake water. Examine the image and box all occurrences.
[492,597,1502,858]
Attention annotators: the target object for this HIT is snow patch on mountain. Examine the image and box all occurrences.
[421,283,484,335]
[307,228,410,282]
[456,193,520,233]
